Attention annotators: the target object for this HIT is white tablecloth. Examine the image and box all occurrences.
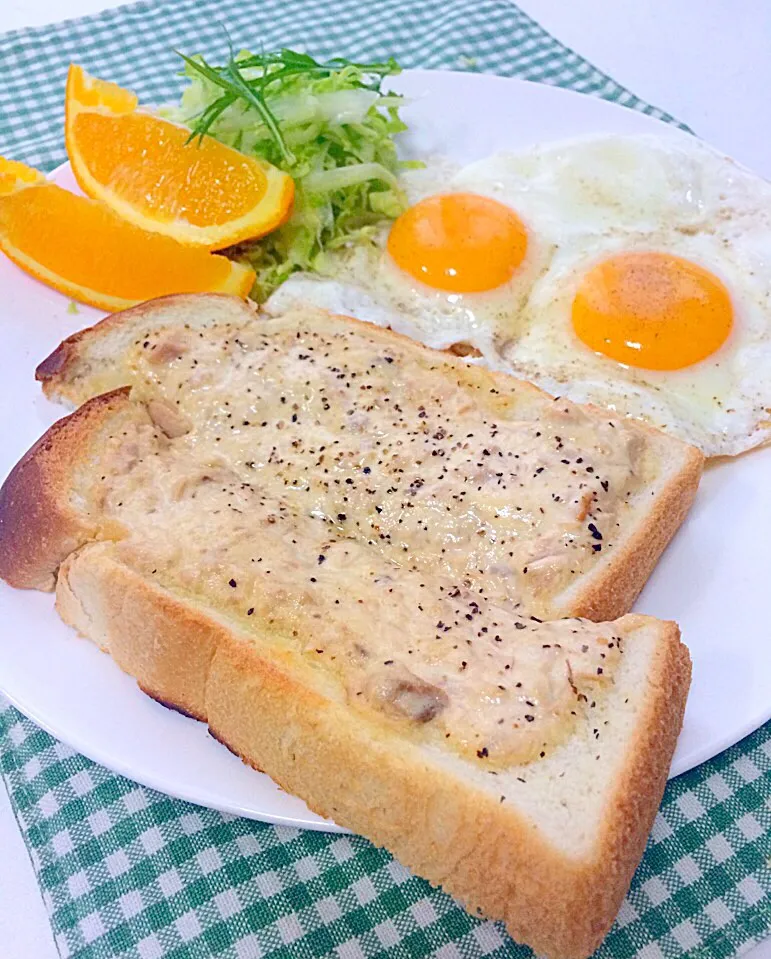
[2,1,769,956]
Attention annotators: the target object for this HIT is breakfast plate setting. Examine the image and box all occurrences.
[0,2,769,959]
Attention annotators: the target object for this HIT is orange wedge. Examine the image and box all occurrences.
[65,64,294,250]
[0,159,47,193]
[0,157,256,311]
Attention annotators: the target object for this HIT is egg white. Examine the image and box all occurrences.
[450,134,718,240]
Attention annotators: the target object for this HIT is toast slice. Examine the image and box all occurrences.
[0,294,696,958]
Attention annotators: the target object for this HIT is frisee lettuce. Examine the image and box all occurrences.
[164,48,414,301]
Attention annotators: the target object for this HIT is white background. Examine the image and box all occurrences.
[2,1,770,957]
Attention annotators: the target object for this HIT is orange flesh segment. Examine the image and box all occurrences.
[0,178,254,307]
[0,159,46,194]
[69,66,137,112]
[71,111,271,227]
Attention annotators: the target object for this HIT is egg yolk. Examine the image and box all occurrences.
[387,193,528,293]
[572,252,733,370]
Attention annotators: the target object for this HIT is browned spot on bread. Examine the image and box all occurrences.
[447,342,483,358]
[208,725,263,770]
[36,341,71,383]
[141,688,200,721]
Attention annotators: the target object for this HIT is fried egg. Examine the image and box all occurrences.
[267,135,771,456]
[267,156,552,362]
[506,234,771,456]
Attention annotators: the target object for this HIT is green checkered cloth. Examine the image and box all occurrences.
[0,1,768,957]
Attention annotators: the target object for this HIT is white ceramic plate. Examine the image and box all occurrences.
[1,71,769,832]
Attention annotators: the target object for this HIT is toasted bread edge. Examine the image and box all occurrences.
[558,443,704,620]
[0,388,135,590]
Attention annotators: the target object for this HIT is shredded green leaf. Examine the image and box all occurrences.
[165,48,414,301]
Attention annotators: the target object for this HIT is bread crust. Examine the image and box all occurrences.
[560,442,703,620]
[0,389,134,590]
[54,542,689,959]
[35,293,258,393]
[32,293,704,624]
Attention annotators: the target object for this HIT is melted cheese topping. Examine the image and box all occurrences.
[90,310,656,767]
